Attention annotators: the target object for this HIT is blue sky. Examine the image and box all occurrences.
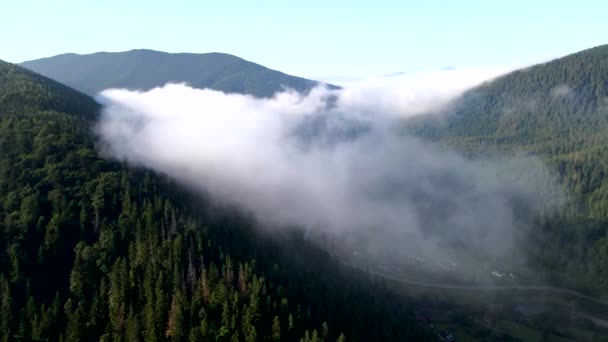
[2,0,607,78]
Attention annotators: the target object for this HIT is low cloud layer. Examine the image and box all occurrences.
[95,69,562,281]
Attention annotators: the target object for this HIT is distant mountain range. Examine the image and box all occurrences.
[20,49,337,97]
[382,72,406,77]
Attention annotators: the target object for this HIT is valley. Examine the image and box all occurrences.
[3,41,608,341]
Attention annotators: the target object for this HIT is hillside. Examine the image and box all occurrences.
[0,60,428,341]
[410,45,608,215]
[20,50,334,97]
[0,59,99,117]
[407,45,608,290]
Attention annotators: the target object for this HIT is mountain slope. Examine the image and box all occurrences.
[408,45,608,290]
[410,45,608,214]
[0,59,99,117]
[414,45,608,147]
[0,60,428,341]
[413,45,608,153]
[20,50,334,97]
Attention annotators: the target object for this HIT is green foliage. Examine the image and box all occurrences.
[0,60,429,341]
[20,50,338,98]
[409,45,608,216]
[407,44,608,291]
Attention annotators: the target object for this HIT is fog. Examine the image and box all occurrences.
[95,68,563,282]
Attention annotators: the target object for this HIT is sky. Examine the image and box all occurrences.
[2,0,607,78]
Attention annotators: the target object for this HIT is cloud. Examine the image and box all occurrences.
[335,66,512,117]
[550,84,574,98]
[95,68,562,281]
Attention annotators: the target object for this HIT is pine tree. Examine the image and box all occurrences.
[238,263,247,293]
[125,305,141,342]
[165,292,182,340]
[288,313,294,333]
[272,315,281,341]
[311,329,320,342]
[0,275,12,339]
[109,257,128,334]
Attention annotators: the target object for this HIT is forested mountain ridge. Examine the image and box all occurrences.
[0,60,429,341]
[0,59,98,117]
[19,50,336,98]
[409,44,608,218]
[412,45,608,150]
[407,45,608,290]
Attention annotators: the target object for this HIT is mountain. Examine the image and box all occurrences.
[412,45,608,155]
[0,58,99,117]
[382,72,406,77]
[7,44,608,339]
[410,45,608,213]
[0,59,429,341]
[20,49,336,97]
[408,44,608,290]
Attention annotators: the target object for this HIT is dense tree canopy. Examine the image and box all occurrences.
[0,60,429,341]
[6,42,608,340]
[407,44,608,291]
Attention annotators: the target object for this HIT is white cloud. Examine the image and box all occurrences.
[336,67,510,116]
[95,67,561,276]
[550,84,573,98]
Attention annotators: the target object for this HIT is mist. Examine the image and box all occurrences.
[95,68,562,282]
